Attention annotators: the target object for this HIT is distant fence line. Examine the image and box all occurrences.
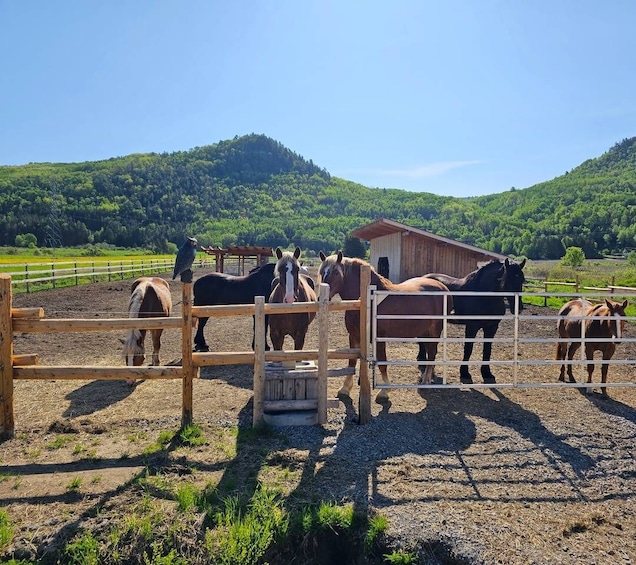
[1,257,218,292]
[524,277,636,306]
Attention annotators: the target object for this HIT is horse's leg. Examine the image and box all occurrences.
[194,317,210,352]
[585,343,595,394]
[600,345,615,396]
[375,341,390,402]
[480,323,498,383]
[252,314,271,351]
[556,340,568,382]
[150,329,163,365]
[269,321,284,351]
[293,326,308,350]
[338,331,359,397]
[418,342,438,385]
[459,324,479,384]
[566,342,580,382]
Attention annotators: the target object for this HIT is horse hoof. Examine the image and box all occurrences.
[460,375,473,384]
[337,389,351,398]
[482,375,497,384]
[193,345,210,352]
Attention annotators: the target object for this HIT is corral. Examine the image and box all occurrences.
[1,265,635,564]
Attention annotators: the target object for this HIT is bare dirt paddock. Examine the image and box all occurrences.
[2,268,636,564]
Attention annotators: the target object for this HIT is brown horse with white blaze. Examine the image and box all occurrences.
[268,247,317,350]
[556,297,628,395]
[122,277,173,385]
[319,251,451,401]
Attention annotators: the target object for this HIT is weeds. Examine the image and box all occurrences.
[0,510,13,550]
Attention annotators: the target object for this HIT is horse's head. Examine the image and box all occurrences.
[606,298,629,343]
[122,330,145,366]
[274,246,302,303]
[502,258,526,313]
[319,250,345,299]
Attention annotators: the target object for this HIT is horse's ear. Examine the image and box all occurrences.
[294,246,301,260]
[623,300,629,309]
[504,258,510,267]
[275,247,283,259]
[319,251,326,261]
[519,258,526,269]
[337,251,343,263]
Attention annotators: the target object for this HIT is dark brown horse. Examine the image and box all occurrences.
[318,251,451,401]
[268,247,317,350]
[557,297,628,395]
[122,277,173,384]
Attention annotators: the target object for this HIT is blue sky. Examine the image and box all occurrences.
[1,1,634,197]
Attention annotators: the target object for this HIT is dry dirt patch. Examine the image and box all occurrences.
[1,269,635,564]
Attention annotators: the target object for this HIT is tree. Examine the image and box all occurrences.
[561,246,585,267]
[15,233,37,248]
[343,236,366,259]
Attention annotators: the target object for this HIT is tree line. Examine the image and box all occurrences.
[1,134,635,259]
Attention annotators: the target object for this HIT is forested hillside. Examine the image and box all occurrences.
[1,134,635,259]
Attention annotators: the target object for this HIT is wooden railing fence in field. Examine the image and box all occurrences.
[2,257,217,293]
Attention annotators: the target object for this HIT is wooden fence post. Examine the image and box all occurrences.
[317,283,329,425]
[358,264,371,424]
[0,274,14,439]
[181,277,195,429]
[253,296,266,426]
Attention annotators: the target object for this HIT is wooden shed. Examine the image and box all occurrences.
[351,218,507,282]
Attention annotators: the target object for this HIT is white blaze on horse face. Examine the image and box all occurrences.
[284,261,295,303]
[613,312,623,340]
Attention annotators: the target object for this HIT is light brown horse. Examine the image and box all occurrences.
[319,251,451,401]
[556,297,628,395]
[122,277,173,384]
[268,247,317,350]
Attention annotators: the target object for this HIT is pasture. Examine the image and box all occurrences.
[1,265,635,564]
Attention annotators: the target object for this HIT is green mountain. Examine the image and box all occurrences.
[1,134,635,259]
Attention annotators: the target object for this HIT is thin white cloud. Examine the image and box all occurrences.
[341,160,482,179]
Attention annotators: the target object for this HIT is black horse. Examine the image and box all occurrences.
[193,262,276,352]
[424,258,527,384]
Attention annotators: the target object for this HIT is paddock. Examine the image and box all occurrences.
[2,267,636,563]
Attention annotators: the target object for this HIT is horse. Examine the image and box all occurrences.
[121,277,173,385]
[425,258,526,384]
[193,262,276,352]
[318,251,451,401]
[268,247,317,350]
[556,297,628,395]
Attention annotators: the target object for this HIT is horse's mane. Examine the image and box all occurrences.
[338,256,394,290]
[123,282,146,358]
[463,260,504,287]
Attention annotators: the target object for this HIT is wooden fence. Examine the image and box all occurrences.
[0,267,372,439]
[2,257,216,292]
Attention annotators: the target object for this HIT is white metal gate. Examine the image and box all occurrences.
[368,287,636,391]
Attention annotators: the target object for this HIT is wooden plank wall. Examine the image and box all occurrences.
[401,234,496,280]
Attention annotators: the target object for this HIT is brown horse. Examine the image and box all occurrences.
[556,297,628,395]
[268,247,317,350]
[318,251,451,401]
[122,277,173,384]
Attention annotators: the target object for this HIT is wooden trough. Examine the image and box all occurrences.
[263,360,320,426]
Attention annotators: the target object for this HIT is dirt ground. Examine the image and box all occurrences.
[2,266,636,564]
